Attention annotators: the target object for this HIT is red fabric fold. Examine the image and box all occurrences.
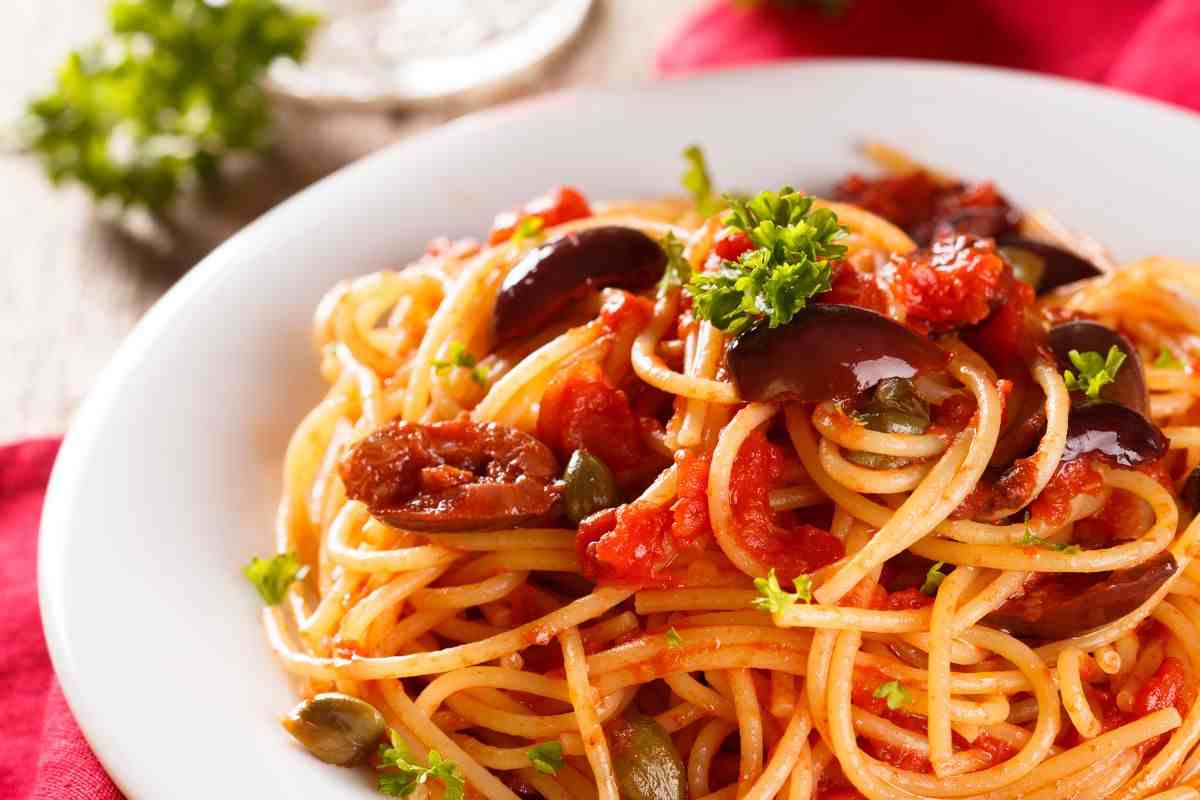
[657,0,1200,113]
[0,437,123,800]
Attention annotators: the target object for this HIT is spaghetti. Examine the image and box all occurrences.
[250,145,1200,800]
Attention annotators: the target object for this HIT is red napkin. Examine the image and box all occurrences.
[0,438,123,800]
[657,0,1200,113]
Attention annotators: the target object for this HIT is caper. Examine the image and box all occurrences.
[843,450,913,470]
[853,377,931,435]
[998,245,1047,290]
[563,450,619,523]
[281,692,387,766]
[609,711,687,800]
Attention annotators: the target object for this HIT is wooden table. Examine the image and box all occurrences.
[0,0,696,442]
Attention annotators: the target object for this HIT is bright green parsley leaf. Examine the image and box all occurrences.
[512,215,546,246]
[1063,346,1126,400]
[1020,513,1081,555]
[686,188,845,334]
[377,733,465,799]
[752,568,813,613]
[432,342,488,386]
[658,231,692,295]
[666,627,684,649]
[920,562,947,596]
[681,144,719,216]
[16,0,319,209]
[873,680,912,711]
[1154,347,1184,370]
[243,552,307,606]
[527,742,565,775]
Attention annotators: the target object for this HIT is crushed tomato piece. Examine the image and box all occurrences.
[489,185,592,245]
[885,234,1010,333]
[712,228,754,261]
[537,362,652,477]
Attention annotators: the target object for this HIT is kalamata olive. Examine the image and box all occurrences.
[1062,403,1168,467]
[339,419,563,531]
[984,553,1177,640]
[492,226,667,347]
[609,712,687,800]
[282,692,387,766]
[1182,466,1200,512]
[995,235,1102,295]
[1048,321,1147,413]
[729,304,948,404]
[562,450,620,524]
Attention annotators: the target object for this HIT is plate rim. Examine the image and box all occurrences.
[37,57,1200,797]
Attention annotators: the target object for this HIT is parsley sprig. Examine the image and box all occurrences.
[432,342,488,387]
[15,0,319,210]
[1020,513,1081,554]
[920,562,947,596]
[873,680,912,710]
[377,732,465,799]
[686,188,845,334]
[527,742,565,775]
[681,144,719,216]
[1063,346,1126,400]
[752,568,813,613]
[658,231,692,295]
[1154,347,1184,370]
[665,627,684,648]
[511,215,546,246]
[243,552,307,605]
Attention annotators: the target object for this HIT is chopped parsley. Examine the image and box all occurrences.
[752,568,813,613]
[511,215,545,246]
[527,741,564,775]
[243,552,307,605]
[14,0,319,209]
[873,680,912,710]
[1020,513,1081,554]
[920,562,947,596]
[686,188,845,334]
[432,342,488,386]
[681,144,719,215]
[1063,346,1126,400]
[1154,347,1184,370]
[377,732,465,799]
[658,231,693,295]
[665,627,684,649]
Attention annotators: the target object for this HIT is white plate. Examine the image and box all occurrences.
[39,60,1200,798]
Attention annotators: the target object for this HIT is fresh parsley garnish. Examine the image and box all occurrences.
[1154,347,1184,370]
[658,231,692,294]
[432,342,488,386]
[511,215,545,246]
[243,552,307,606]
[665,627,683,649]
[377,732,465,799]
[920,562,947,596]
[681,144,719,215]
[14,0,319,210]
[686,188,845,334]
[752,569,813,613]
[1020,513,1081,554]
[527,742,564,775]
[873,680,912,710]
[1063,346,1126,400]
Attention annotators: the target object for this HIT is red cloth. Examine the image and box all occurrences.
[0,438,123,800]
[657,0,1200,113]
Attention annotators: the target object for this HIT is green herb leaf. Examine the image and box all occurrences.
[377,732,465,799]
[1063,346,1126,400]
[1154,347,1184,370]
[686,187,844,334]
[752,568,813,613]
[920,562,947,596]
[665,627,683,649]
[243,552,307,606]
[512,215,545,246]
[873,680,912,710]
[527,741,565,775]
[658,231,692,295]
[16,0,319,209]
[681,144,719,216]
[432,342,488,386]
[1020,513,1081,554]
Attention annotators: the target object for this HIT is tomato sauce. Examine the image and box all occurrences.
[576,503,677,587]
[885,235,1010,334]
[488,185,592,245]
[818,260,891,315]
[537,362,650,476]
[1028,457,1105,527]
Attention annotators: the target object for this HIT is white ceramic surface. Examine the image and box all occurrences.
[39,61,1200,798]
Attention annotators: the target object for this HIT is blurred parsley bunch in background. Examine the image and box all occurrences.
[15,0,319,210]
